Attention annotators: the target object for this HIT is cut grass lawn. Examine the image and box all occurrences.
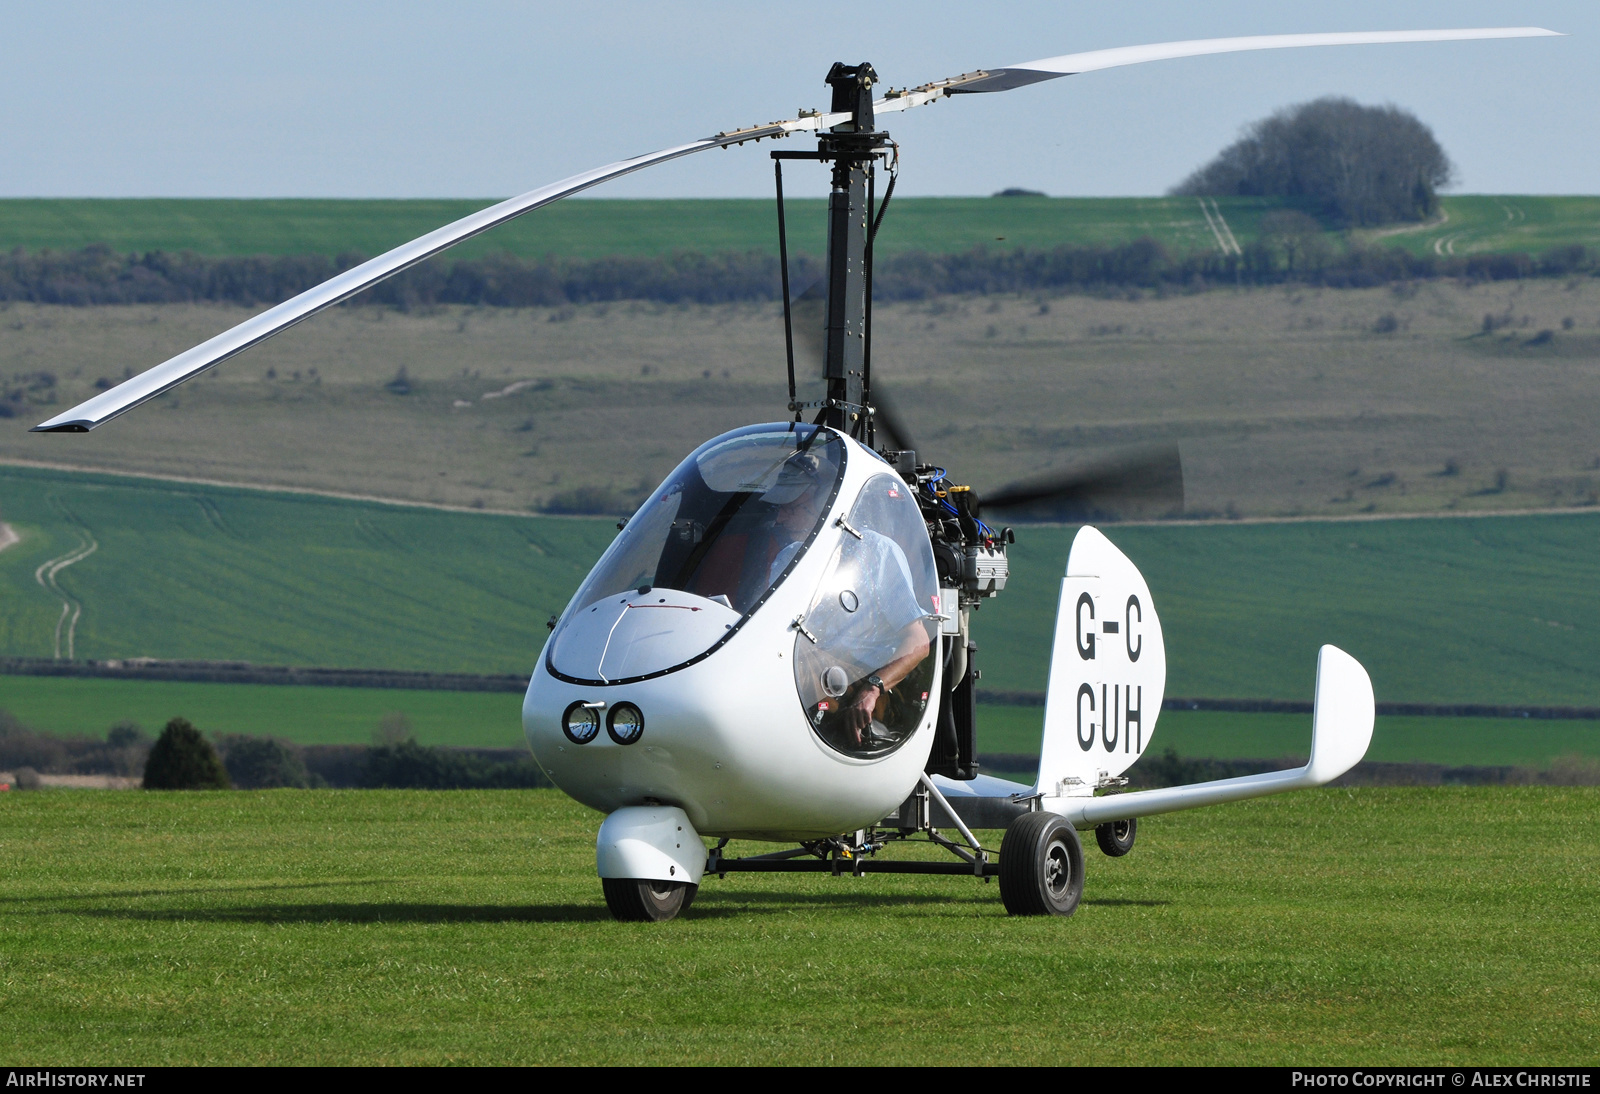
[0,787,1595,1064]
[6,465,1600,707]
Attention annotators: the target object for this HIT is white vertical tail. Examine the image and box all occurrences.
[1035,526,1166,797]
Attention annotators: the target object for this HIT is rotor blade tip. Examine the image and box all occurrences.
[30,421,93,433]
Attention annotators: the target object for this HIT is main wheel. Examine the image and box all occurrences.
[602,878,698,922]
[1095,817,1137,857]
[999,811,1084,917]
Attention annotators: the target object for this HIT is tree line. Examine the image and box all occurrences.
[0,708,550,790]
[0,237,1594,310]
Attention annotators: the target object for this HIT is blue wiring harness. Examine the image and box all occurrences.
[922,468,997,541]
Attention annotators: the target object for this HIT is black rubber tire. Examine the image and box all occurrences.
[1095,817,1137,858]
[998,811,1084,917]
[601,878,698,922]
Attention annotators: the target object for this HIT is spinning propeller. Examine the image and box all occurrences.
[783,277,1185,521]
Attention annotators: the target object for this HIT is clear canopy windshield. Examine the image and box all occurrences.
[793,473,940,758]
[559,422,846,625]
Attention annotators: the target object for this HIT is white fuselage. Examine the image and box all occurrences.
[523,429,943,840]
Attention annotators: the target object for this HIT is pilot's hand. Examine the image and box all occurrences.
[848,684,881,743]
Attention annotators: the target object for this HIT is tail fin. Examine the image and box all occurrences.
[1053,643,1376,826]
[1035,526,1167,797]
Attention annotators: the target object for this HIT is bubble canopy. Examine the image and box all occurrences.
[547,423,846,684]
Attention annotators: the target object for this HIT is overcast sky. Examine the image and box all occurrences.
[1,0,1591,200]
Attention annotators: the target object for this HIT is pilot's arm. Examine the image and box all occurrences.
[845,622,931,738]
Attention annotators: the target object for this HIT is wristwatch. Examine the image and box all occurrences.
[866,674,887,691]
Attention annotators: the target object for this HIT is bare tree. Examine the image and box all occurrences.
[1260,210,1329,272]
[1173,97,1453,227]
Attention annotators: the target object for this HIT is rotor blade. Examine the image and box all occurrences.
[870,386,918,454]
[873,27,1561,114]
[37,25,1559,433]
[980,446,1184,522]
[35,123,850,433]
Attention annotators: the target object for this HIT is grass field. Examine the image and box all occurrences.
[7,279,1600,522]
[975,706,1600,769]
[5,673,1598,770]
[0,465,609,675]
[1357,195,1600,259]
[7,465,1600,710]
[0,195,1304,261]
[0,787,1595,1064]
[5,195,1594,263]
[0,675,527,749]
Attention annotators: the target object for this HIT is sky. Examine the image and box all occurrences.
[1,0,1592,200]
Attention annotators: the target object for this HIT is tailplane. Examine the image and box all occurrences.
[1033,526,1375,825]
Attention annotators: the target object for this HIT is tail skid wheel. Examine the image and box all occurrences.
[999,812,1084,917]
[602,878,698,922]
[1095,817,1137,857]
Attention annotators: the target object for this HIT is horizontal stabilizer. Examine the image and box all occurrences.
[1050,644,1374,827]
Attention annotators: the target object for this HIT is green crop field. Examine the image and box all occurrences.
[1358,195,1600,259]
[0,195,1290,261]
[0,465,610,675]
[3,195,1593,263]
[6,464,1600,710]
[1,787,1595,1064]
[976,706,1600,770]
[5,674,1597,771]
[0,675,526,749]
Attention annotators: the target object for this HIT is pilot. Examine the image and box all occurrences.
[832,525,930,745]
[761,450,828,585]
[764,459,932,749]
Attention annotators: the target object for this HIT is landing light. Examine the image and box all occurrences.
[562,701,602,744]
[608,703,645,745]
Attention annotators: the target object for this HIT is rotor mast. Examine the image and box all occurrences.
[819,62,886,441]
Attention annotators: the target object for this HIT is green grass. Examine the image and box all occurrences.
[0,675,525,748]
[0,787,1595,1064]
[1362,195,1600,258]
[8,465,1600,710]
[976,706,1600,768]
[0,195,1314,260]
[4,195,1593,264]
[978,515,1600,704]
[0,464,610,675]
[6,674,1594,768]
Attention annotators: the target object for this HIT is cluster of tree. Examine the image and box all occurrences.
[360,740,549,789]
[0,709,148,776]
[2,238,1593,311]
[1173,97,1454,227]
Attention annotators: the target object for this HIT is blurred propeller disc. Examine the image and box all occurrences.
[869,386,919,454]
[979,445,1184,522]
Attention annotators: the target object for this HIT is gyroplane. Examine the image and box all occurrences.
[36,27,1560,920]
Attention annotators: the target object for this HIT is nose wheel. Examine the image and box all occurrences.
[998,811,1084,917]
[602,878,698,922]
